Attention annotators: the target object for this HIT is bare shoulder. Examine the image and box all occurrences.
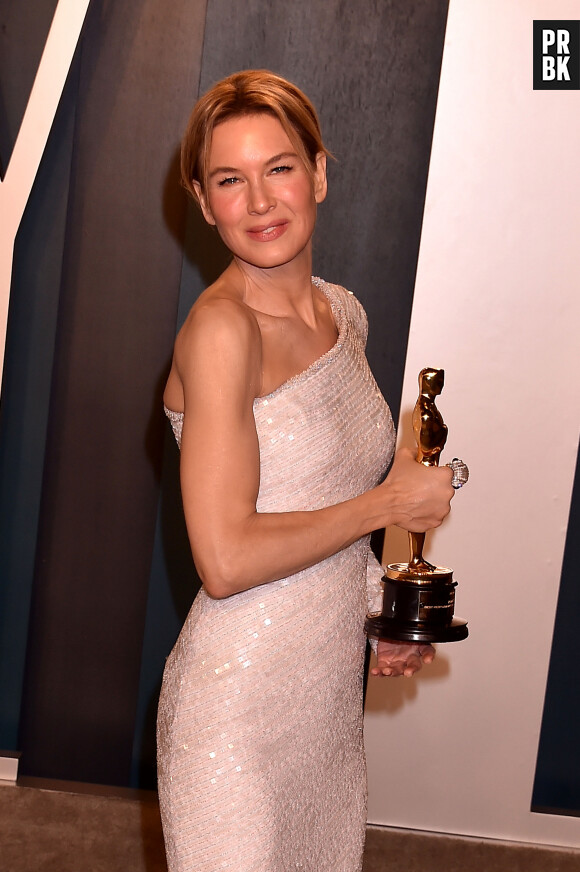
[173,281,263,400]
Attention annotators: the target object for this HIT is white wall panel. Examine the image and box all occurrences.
[0,0,90,383]
[364,0,580,847]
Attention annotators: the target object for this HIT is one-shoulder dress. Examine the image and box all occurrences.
[157,279,395,872]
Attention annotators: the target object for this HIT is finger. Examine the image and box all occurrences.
[396,648,429,677]
[371,666,395,677]
[402,656,422,677]
[419,644,436,663]
[371,662,401,676]
[373,658,418,678]
[371,660,402,677]
[441,463,454,483]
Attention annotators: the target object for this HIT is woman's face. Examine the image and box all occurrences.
[194,114,327,271]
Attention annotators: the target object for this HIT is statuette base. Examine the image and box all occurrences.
[365,563,468,644]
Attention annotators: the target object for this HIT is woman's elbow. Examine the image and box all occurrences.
[202,576,234,599]
[195,552,247,599]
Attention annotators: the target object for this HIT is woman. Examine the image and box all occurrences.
[157,70,454,872]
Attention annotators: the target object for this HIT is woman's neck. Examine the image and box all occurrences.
[228,254,317,321]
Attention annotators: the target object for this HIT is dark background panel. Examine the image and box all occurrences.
[17,0,207,785]
[0,0,59,177]
[532,444,580,815]
[0,39,80,752]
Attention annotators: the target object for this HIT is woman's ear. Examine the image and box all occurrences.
[192,181,216,225]
[313,153,328,204]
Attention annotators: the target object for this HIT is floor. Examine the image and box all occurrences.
[1,780,579,871]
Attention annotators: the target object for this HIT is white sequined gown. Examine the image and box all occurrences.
[157,279,395,872]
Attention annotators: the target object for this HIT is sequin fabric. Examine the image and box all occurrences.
[157,279,395,872]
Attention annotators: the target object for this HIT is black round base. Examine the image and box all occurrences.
[365,613,469,644]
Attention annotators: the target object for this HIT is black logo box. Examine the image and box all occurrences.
[533,21,580,90]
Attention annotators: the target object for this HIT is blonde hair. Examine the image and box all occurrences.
[181,70,331,200]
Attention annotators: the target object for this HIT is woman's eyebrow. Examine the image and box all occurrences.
[265,151,299,164]
[208,165,238,179]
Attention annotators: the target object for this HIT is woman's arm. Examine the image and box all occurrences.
[175,298,454,599]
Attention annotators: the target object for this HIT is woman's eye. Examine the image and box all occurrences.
[217,176,239,186]
[270,165,292,175]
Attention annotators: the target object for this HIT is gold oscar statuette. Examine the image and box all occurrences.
[365,368,468,643]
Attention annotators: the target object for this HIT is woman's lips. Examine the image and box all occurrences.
[246,221,288,242]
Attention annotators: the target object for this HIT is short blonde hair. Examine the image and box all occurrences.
[181,70,331,200]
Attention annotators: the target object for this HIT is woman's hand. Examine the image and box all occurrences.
[371,640,435,678]
[379,447,455,533]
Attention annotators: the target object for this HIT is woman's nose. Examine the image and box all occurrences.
[247,180,275,214]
